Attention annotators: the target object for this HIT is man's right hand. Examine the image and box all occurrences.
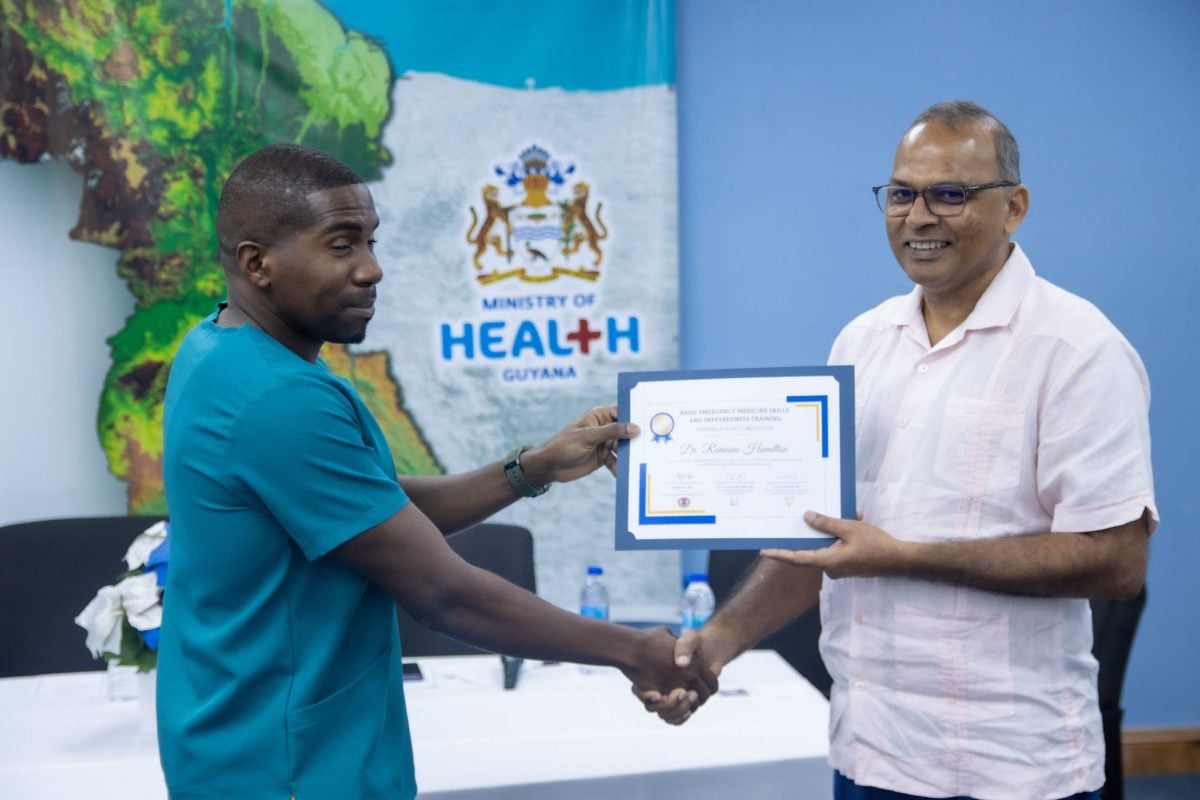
[620,627,719,717]
[633,627,728,725]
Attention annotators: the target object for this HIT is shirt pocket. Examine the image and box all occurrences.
[286,649,399,798]
[933,397,1025,496]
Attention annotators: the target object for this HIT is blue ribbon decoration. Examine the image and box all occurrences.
[139,626,160,651]
[147,537,169,587]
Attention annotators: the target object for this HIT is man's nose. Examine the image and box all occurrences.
[904,193,939,226]
[356,253,384,285]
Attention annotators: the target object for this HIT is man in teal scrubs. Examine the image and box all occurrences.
[158,143,715,799]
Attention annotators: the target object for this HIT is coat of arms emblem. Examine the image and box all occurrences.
[466,145,607,284]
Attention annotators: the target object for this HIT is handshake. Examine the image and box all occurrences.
[619,626,724,726]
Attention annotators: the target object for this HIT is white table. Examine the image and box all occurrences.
[0,666,161,800]
[0,650,830,799]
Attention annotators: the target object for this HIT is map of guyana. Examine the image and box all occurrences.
[0,0,441,513]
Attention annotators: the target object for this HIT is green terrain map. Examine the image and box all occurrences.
[0,0,440,513]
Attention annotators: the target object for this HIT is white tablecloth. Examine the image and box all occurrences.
[0,650,830,799]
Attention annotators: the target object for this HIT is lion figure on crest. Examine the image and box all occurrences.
[466,185,512,269]
[560,182,607,268]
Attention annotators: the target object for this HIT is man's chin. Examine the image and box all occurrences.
[327,325,369,346]
[899,254,952,282]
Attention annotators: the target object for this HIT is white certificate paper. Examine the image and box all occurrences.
[616,366,855,550]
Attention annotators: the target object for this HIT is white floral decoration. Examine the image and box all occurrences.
[117,572,164,632]
[74,584,125,659]
[75,520,169,672]
[123,519,168,570]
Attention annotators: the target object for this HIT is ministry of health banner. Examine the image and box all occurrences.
[0,0,679,608]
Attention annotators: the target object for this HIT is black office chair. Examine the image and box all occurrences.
[1092,587,1147,800]
[709,551,1147,799]
[395,522,536,657]
[0,515,167,677]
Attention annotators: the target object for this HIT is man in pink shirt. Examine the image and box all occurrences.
[646,101,1156,800]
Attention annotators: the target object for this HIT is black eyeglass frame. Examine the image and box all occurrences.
[871,181,1017,216]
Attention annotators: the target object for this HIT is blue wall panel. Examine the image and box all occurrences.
[678,0,1200,728]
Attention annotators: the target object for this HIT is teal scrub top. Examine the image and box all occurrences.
[159,311,415,799]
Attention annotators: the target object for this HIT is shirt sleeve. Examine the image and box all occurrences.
[229,374,410,560]
[1037,334,1157,534]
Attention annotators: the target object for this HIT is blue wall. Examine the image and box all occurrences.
[677,0,1200,728]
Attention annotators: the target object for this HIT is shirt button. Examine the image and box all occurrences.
[854,613,864,624]
[897,417,908,428]
[852,680,865,689]
[916,363,929,374]
[878,484,887,494]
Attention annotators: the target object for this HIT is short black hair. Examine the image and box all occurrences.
[216,143,364,261]
[908,100,1021,184]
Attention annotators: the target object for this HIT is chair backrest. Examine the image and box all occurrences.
[1092,587,1147,714]
[1091,586,1147,800]
[0,515,166,677]
[395,522,536,657]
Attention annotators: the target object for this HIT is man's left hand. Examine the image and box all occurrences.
[761,511,912,579]
[521,406,639,486]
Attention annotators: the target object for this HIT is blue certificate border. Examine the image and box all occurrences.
[615,365,855,550]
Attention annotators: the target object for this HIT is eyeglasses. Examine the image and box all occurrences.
[872,181,1016,217]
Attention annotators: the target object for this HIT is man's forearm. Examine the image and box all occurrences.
[419,564,717,701]
[704,558,822,667]
[400,464,519,535]
[397,407,632,533]
[897,516,1148,598]
[421,564,637,665]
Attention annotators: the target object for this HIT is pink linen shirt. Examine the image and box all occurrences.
[821,244,1156,800]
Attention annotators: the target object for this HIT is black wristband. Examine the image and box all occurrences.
[504,445,549,498]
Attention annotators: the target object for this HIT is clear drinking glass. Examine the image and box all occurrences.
[106,659,138,701]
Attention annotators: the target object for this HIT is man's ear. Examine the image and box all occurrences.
[234,241,271,288]
[1003,184,1030,236]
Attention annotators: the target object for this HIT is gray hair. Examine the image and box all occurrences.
[908,100,1021,184]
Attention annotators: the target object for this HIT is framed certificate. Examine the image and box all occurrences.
[615,366,855,550]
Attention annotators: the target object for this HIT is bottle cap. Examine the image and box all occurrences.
[587,565,604,576]
[685,573,708,585]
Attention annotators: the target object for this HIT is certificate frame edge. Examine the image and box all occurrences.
[832,363,857,523]
[615,365,856,551]
[614,371,640,550]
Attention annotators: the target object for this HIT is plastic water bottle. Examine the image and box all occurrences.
[579,565,610,621]
[681,573,715,630]
[578,565,610,675]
